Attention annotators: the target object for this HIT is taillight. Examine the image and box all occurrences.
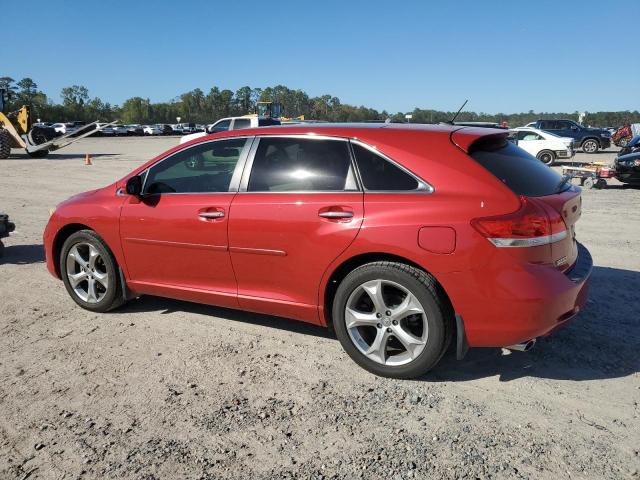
[471,196,567,247]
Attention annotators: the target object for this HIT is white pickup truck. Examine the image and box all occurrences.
[179,116,280,144]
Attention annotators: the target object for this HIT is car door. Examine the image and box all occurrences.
[516,130,546,156]
[228,136,364,323]
[119,137,252,308]
[555,120,578,142]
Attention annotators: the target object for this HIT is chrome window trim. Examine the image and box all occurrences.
[238,135,360,193]
[141,136,254,195]
[349,139,434,194]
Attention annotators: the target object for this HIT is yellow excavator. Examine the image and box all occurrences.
[0,88,115,159]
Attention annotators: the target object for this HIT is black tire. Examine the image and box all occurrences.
[582,139,599,154]
[332,261,451,379]
[594,178,607,189]
[537,150,555,165]
[0,128,11,159]
[619,137,629,148]
[583,177,595,189]
[59,230,124,312]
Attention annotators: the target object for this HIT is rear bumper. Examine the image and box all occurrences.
[443,242,592,347]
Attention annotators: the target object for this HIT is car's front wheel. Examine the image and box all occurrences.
[582,139,599,154]
[332,262,451,379]
[60,230,124,312]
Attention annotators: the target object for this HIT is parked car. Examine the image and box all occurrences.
[91,123,115,136]
[43,124,592,378]
[618,135,640,156]
[510,127,574,165]
[151,124,174,136]
[51,123,77,135]
[170,124,184,135]
[533,119,610,153]
[143,125,162,136]
[125,124,144,136]
[112,125,129,136]
[180,116,281,144]
[175,123,197,134]
[614,152,640,186]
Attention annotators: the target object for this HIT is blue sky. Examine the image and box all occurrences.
[2,0,638,113]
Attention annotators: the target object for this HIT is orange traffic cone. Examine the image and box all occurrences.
[84,154,92,165]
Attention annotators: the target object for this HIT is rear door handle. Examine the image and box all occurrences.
[318,211,354,219]
[199,211,225,219]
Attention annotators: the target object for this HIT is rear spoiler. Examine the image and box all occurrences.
[450,127,509,153]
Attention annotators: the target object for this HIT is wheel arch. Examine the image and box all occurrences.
[321,252,455,331]
[52,223,99,277]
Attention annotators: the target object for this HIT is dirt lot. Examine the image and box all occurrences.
[1,137,638,480]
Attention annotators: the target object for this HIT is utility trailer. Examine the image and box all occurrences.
[561,163,615,189]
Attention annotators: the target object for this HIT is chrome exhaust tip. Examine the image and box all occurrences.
[507,339,536,352]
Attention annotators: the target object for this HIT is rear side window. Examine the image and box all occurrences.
[248,137,357,192]
[351,143,419,191]
[233,119,251,130]
[470,137,567,197]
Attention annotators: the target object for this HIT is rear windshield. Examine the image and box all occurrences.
[470,137,568,197]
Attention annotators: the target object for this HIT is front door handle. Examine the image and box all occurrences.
[318,211,354,219]
[199,211,225,219]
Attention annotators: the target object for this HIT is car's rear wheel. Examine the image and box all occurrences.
[582,139,599,154]
[332,262,450,379]
[537,150,555,165]
[60,230,124,312]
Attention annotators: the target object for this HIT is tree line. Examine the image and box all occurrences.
[1,75,638,128]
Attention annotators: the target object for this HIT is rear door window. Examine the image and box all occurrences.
[351,143,420,191]
[232,119,251,130]
[470,137,568,197]
[247,137,357,192]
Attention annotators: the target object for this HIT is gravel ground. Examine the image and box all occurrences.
[1,137,639,480]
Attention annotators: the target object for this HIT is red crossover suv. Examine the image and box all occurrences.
[43,124,592,378]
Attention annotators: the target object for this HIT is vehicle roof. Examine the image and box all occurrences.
[172,122,508,163]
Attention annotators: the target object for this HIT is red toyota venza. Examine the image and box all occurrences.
[43,124,592,378]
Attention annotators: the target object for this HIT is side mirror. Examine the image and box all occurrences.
[571,126,579,131]
[126,175,143,195]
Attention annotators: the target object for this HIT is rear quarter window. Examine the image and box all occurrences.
[470,137,567,197]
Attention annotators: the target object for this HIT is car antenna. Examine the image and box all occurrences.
[447,99,468,124]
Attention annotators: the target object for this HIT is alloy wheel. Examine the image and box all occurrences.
[345,279,428,366]
[65,242,109,303]
[583,140,597,153]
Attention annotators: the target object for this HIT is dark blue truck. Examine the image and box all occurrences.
[534,119,611,153]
